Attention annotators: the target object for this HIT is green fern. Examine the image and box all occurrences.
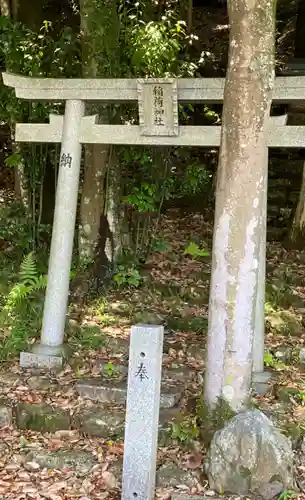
[19,252,39,285]
[2,253,47,317]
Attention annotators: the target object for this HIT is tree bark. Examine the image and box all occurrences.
[0,0,10,16]
[78,0,126,275]
[79,0,110,263]
[204,0,275,412]
[290,165,305,246]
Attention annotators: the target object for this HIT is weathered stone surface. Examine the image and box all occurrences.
[75,379,127,405]
[25,449,96,475]
[274,345,293,363]
[252,371,273,397]
[163,365,196,382]
[156,462,196,488]
[75,379,182,408]
[15,403,70,432]
[26,376,58,391]
[160,385,183,409]
[205,410,294,499]
[20,351,64,369]
[74,407,125,438]
[0,404,12,427]
[122,324,164,500]
[171,497,207,500]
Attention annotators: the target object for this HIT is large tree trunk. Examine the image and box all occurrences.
[288,0,305,248]
[204,0,275,412]
[78,0,126,278]
[79,0,110,263]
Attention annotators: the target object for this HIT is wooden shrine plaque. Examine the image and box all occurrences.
[137,79,178,137]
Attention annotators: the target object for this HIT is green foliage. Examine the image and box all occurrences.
[184,241,209,258]
[103,362,118,377]
[170,417,199,444]
[196,396,236,446]
[0,321,31,361]
[113,264,143,288]
[72,325,104,350]
[0,15,80,250]
[129,17,186,77]
[278,491,296,500]
[2,252,47,319]
[123,183,158,213]
[264,350,287,370]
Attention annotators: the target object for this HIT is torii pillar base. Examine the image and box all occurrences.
[20,344,72,370]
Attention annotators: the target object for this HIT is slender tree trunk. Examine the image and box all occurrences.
[204,0,275,412]
[290,165,305,246]
[288,0,305,248]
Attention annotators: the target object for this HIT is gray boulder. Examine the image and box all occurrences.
[205,409,294,499]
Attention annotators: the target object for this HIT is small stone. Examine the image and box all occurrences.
[74,407,125,438]
[25,450,96,476]
[252,371,273,397]
[205,409,294,499]
[299,348,305,365]
[5,463,20,472]
[0,404,12,427]
[156,462,196,488]
[274,346,292,363]
[15,403,70,432]
[24,461,41,471]
[160,385,183,409]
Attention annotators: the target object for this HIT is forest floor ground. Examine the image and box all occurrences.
[1,182,305,499]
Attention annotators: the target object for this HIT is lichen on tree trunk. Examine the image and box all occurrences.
[204,0,275,412]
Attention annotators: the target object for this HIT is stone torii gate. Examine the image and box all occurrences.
[3,72,305,374]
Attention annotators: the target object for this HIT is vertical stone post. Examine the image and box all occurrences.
[252,169,272,391]
[122,324,164,500]
[253,171,267,375]
[20,100,85,368]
